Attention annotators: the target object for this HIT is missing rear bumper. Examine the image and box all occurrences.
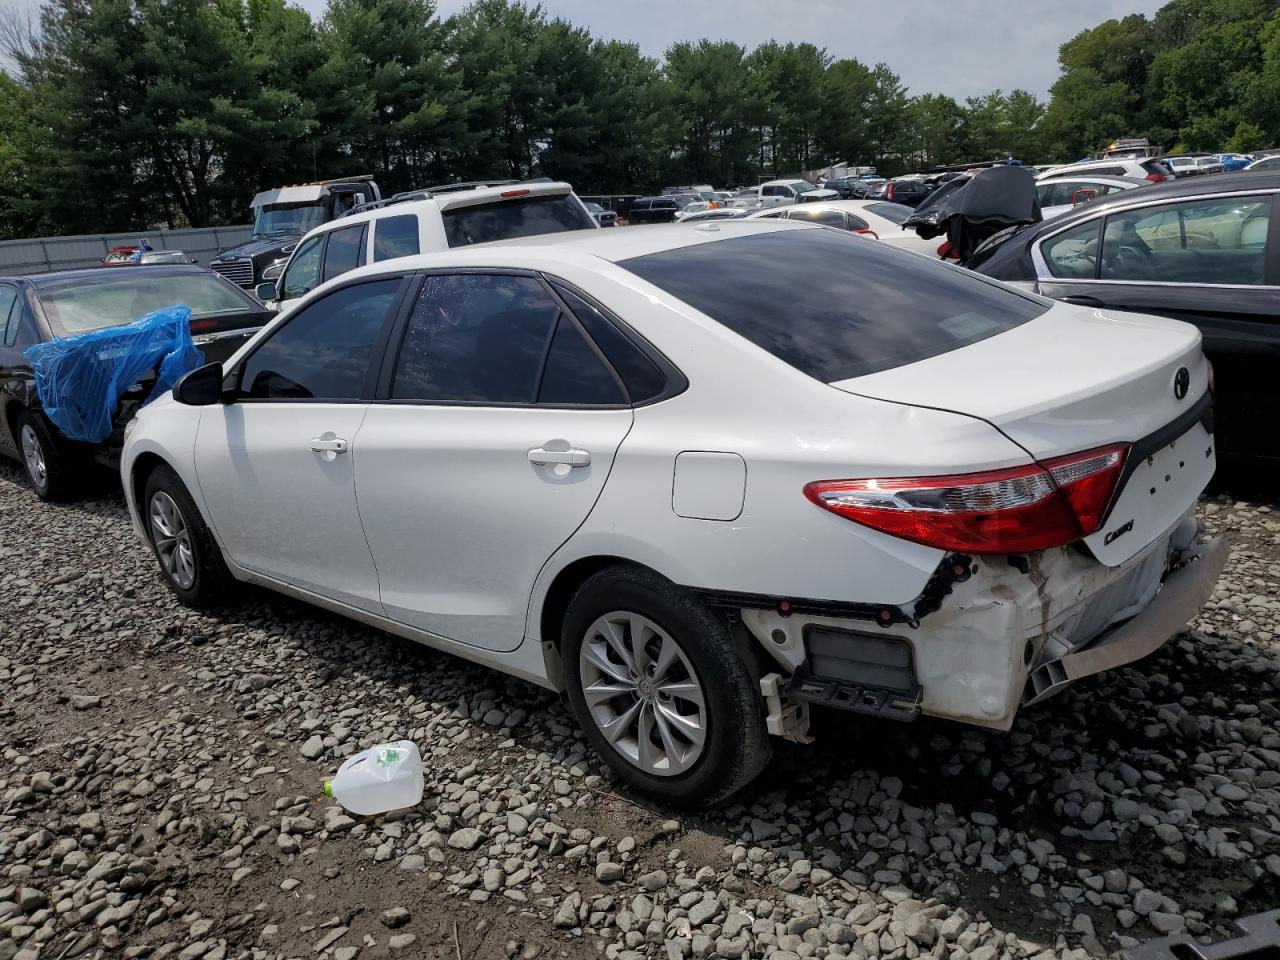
[789,627,922,721]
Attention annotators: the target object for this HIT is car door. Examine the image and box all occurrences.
[354,272,636,651]
[193,275,409,610]
[1035,191,1280,462]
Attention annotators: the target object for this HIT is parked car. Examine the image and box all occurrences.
[1196,156,1225,175]
[851,177,885,198]
[628,196,686,224]
[103,245,196,266]
[1245,155,1280,171]
[1035,175,1147,219]
[123,220,1221,806]
[677,208,752,223]
[824,176,861,199]
[1214,153,1254,172]
[1038,158,1175,183]
[725,189,761,209]
[0,265,274,499]
[1164,156,1204,178]
[756,179,840,209]
[209,176,381,292]
[748,200,939,255]
[584,202,619,228]
[674,201,720,221]
[965,171,1279,468]
[258,180,597,313]
[882,177,934,207]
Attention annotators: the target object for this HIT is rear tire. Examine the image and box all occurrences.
[143,464,235,608]
[16,409,83,502]
[562,565,770,808]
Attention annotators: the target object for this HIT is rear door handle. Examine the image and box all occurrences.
[310,437,349,454]
[528,447,591,467]
[1061,294,1105,308]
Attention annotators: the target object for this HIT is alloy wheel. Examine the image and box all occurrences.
[149,491,196,590]
[578,611,707,776]
[20,424,47,490]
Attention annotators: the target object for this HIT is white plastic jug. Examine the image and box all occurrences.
[323,740,424,815]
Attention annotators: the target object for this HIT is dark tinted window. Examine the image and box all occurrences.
[537,314,625,405]
[323,224,366,282]
[392,274,558,403]
[553,285,668,402]
[0,285,18,347]
[787,208,845,227]
[865,203,906,224]
[846,214,869,231]
[1099,196,1270,284]
[443,195,594,247]
[621,230,1047,382]
[240,278,398,400]
[373,215,420,262]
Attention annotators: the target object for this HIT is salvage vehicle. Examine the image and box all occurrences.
[1036,175,1147,219]
[964,171,1278,469]
[756,179,839,209]
[257,180,597,314]
[209,176,381,292]
[0,265,274,500]
[123,221,1222,805]
[584,202,619,228]
[748,200,940,255]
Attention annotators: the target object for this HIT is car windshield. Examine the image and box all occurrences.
[37,273,254,334]
[442,193,595,246]
[792,181,816,194]
[621,229,1047,381]
[865,202,910,224]
[253,202,326,237]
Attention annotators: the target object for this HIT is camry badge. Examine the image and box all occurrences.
[1173,367,1190,400]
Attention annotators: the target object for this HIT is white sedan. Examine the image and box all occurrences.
[747,200,941,256]
[122,220,1224,806]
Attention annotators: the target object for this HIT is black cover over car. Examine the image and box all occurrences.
[0,265,275,497]
[965,171,1280,469]
[905,166,1041,261]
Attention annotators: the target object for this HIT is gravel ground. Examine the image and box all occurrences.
[1,460,1277,960]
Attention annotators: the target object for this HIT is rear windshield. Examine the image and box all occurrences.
[37,272,255,334]
[443,194,595,247]
[865,202,909,224]
[620,229,1048,381]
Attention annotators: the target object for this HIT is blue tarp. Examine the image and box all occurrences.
[25,305,204,444]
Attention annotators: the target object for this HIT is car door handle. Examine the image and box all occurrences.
[528,447,591,467]
[1061,294,1105,308]
[310,437,349,454]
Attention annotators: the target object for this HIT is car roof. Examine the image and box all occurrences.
[1040,158,1148,176]
[8,263,214,285]
[1036,174,1148,187]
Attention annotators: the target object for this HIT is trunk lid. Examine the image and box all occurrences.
[832,302,1214,564]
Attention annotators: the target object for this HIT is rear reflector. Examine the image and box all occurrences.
[1144,173,1166,183]
[500,189,531,198]
[804,444,1128,554]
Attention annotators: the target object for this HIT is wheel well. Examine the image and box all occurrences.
[129,453,169,539]
[3,399,23,447]
[538,556,634,651]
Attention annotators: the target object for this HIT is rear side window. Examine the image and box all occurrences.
[537,315,625,405]
[239,278,399,400]
[788,208,845,227]
[373,215,420,262]
[442,195,595,247]
[553,285,669,402]
[865,202,908,224]
[621,230,1048,382]
[1042,220,1101,279]
[323,224,366,282]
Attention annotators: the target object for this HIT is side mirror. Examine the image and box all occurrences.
[173,362,225,406]
[255,281,278,302]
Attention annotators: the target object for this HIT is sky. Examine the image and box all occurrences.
[3,0,1168,101]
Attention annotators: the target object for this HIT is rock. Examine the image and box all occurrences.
[381,907,410,928]
[638,870,668,892]
[398,855,425,872]
[70,695,101,710]
[1134,889,1162,916]
[595,862,625,883]
[1149,912,1186,935]
[300,735,325,759]
[447,828,484,850]
[688,899,720,927]
[387,934,417,951]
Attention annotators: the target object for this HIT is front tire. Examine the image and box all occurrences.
[16,410,83,502]
[562,566,770,807]
[143,465,234,608]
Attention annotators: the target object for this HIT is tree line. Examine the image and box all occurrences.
[1,0,1279,238]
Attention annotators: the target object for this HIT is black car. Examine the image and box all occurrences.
[884,178,934,207]
[627,196,684,224]
[966,170,1280,468]
[0,265,275,499]
[824,176,861,199]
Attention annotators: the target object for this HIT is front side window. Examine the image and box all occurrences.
[442,195,595,247]
[622,229,1048,382]
[1099,196,1271,284]
[239,278,400,400]
[280,235,324,301]
[1041,219,1101,279]
[322,224,366,282]
[373,215,420,262]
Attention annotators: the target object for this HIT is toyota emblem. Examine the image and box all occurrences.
[1173,366,1190,400]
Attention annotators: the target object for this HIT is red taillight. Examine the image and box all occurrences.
[188,318,217,333]
[853,228,879,239]
[937,240,955,260]
[1206,360,1214,397]
[500,189,530,198]
[804,444,1128,554]
[886,182,896,200]
[1144,173,1166,183]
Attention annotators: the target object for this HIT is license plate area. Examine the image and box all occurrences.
[1084,421,1214,566]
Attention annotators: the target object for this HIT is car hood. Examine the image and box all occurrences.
[213,236,296,261]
